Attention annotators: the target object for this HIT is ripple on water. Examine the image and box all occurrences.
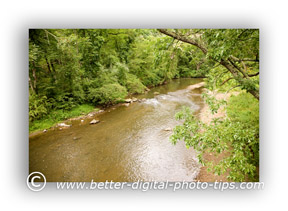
[29,78,204,182]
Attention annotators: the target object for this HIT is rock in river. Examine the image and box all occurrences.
[90,119,100,124]
[58,123,71,127]
[125,98,132,103]
[123,103,130,107]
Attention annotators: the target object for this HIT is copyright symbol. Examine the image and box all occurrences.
[26,172,46,192]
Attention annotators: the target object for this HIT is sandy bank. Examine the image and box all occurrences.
[186,82,205,90]
[195,88,239,182]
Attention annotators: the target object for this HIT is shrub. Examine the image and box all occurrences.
[227,92,259,131]
[179,68,208,78]
[126,73,146,94]
[88,83,127,105]
[170,92,259,182]
[29,94,50,122]
[53,93,77,111]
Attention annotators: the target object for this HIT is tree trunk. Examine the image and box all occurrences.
[29,77,35,93]
[45,57,56,82]
[32,68,37,94]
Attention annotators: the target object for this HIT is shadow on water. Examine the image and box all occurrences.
[29,78,205,182]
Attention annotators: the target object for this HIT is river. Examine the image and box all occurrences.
[29,78,205,182]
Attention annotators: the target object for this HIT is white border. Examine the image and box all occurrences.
[1,0,287,210]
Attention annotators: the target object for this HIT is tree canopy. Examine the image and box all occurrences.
[29,29,211,122]
[158,29,259,100]
[160,29,259,181]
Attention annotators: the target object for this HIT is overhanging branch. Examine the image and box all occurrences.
[157,29,208,54]
[248,72,259,77]
[221,77,234,86]
[158,29,259,100]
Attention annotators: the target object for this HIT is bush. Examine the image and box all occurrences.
[126,73,146,94]
[29,94,50,122]
[179,68,207,78]
[141,72,162,87]
[170,92,259,182]
[53,93,77,111]
[227,92,259,131]
[88,83,127,105]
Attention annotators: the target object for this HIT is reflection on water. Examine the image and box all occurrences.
[29,78,204,182]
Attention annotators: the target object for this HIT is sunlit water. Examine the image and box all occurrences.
[29,78,205,182]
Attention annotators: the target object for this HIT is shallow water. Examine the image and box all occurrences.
[29,78,205,182]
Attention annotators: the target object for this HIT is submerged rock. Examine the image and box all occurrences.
[123,103,130,107]
[90,119,100,124]
[58,123,71,127]
[164,127,172,131]
[154,91,160,95]
[132,97,138,102]
[69,116,83,121]
[87,109,104,118]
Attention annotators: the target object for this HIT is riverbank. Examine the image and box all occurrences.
[195,89,239,182]
[29,104,100,135]
[30,78,204,136]
[29,80,237,182]
[29,78,204,182]
[29,98,145,136]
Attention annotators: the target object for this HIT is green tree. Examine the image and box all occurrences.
[158,29,260,181]
[88,83,127,105]
[170,93,259,182]
[158,29,259,100]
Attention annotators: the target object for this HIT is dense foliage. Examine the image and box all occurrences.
[157,29,260,181]
[29,29,209,127]
[158,29,259,99]
[170,92,259,182]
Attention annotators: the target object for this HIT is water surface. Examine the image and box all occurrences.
[29,78,204,182]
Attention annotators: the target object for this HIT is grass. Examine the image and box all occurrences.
[29,104,97,133]
[226,92,259,131]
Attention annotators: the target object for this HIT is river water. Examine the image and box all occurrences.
[29,78,205,182]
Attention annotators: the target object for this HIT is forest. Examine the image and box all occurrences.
[29,29,215,130]
[29,29,259,182]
